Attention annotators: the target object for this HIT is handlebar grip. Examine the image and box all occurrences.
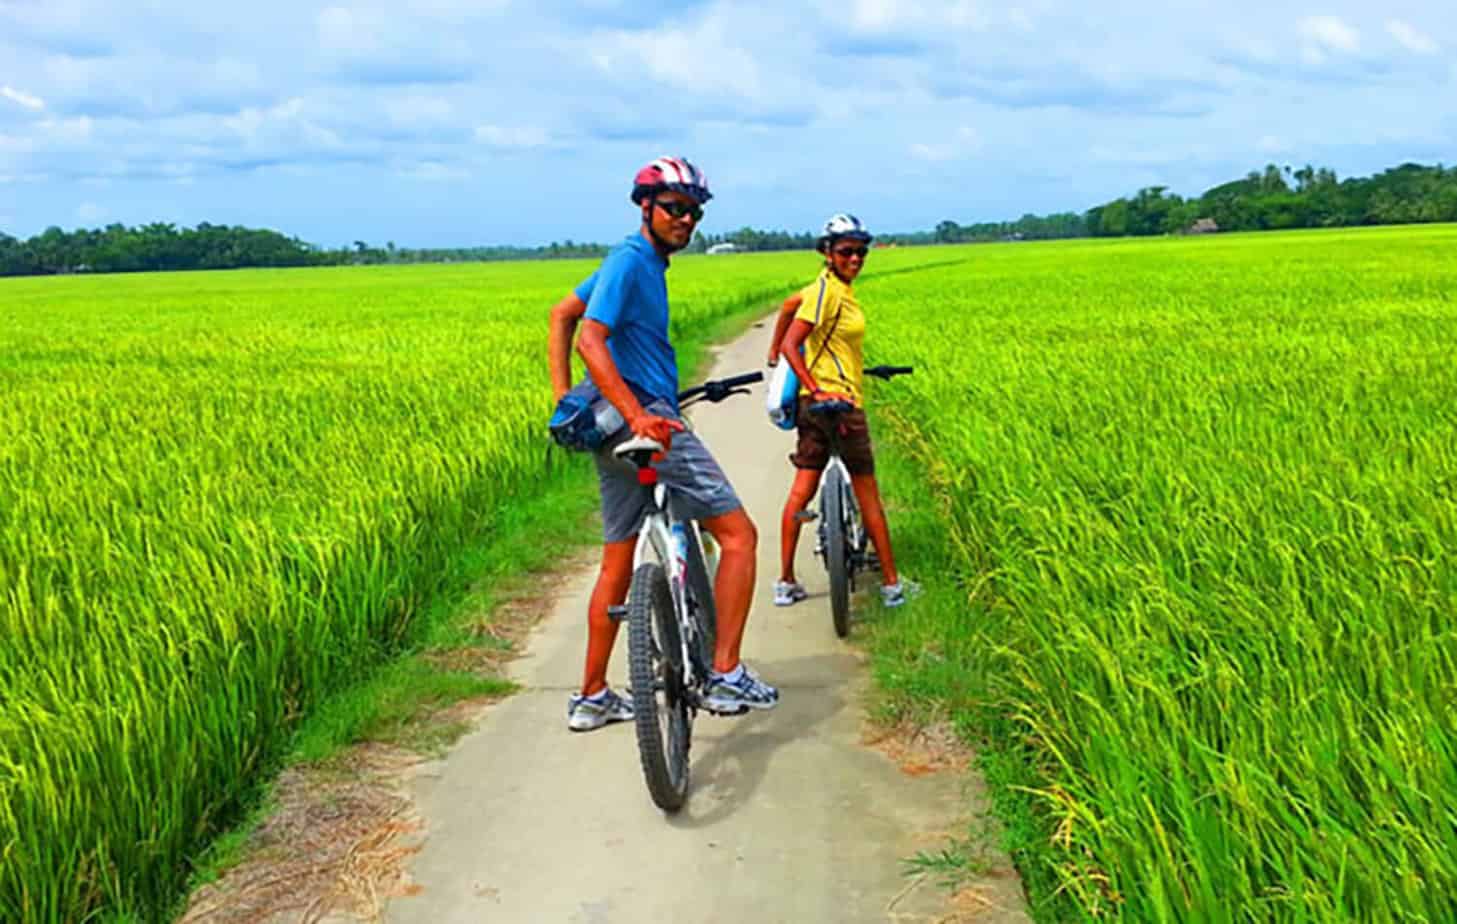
[718,371,764,389]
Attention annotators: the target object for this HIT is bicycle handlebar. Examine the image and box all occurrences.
[678,370,764,404]
[865,365,914,380]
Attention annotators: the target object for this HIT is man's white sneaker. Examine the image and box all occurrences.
[566,687,634,731]
[703,663,779,714]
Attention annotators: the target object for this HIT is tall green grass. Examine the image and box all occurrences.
[863,226,1457,920]
[2,250,974,923]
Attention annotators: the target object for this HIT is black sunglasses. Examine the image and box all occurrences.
[655,199,704,221]
[832,245,868,258]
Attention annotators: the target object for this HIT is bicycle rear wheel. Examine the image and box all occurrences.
[822,466,851,638]
[626,562,692,812]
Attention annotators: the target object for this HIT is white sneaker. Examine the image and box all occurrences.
[773,580,809,606]
[703,663,779,714]
[880,579,922,608]
[566,687,633,732]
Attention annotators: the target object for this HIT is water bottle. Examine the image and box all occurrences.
[670,522,688,572]
[593,398,625,439]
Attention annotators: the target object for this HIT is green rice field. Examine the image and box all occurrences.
[2,226,1454,922]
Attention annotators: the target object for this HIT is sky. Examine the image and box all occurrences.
[1,0,1453,248]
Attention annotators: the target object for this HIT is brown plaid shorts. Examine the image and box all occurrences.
[789,396,875,475]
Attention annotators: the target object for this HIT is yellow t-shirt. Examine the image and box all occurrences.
[794,269,865,405]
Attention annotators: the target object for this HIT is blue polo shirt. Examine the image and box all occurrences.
[575,232,678,412]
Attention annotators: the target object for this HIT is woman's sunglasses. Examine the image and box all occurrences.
[655,200,704,221]
[832,245,869,258]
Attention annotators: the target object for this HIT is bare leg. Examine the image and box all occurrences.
[779,468,822,583]
[580,539,635,696]
[700,507,758,673]
[850,473,899,586]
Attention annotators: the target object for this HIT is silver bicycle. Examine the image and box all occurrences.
[807,364,914,637]
[610,371,761,812]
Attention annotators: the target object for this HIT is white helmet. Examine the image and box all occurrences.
[817,213,872,252]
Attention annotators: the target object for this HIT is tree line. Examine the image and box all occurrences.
[932,162,1457,243]
[4,161,1455,276]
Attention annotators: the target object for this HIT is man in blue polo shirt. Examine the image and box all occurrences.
[547,156,778,731]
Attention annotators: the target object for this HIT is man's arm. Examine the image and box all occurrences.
[766,292,803,366]
[577,319,684,446]
[548,292,588,402]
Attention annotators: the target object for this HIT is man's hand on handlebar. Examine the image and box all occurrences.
[628,411,685,449]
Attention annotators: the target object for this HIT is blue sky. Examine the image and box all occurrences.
[1,0,1453,247]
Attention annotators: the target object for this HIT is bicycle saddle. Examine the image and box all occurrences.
[808,399,855,416]
[613,436,665,461]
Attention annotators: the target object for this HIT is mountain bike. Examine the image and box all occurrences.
[808,364,914,637]
[610,371,762,812]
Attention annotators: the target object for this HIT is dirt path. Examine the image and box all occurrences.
[384,318,1030,923]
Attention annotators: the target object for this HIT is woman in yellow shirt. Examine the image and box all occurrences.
[765,215,914,609]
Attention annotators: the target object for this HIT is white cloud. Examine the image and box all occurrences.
[474,124,550,148]
[396,160,469,181]
[602,14,768,101]
[1299,16,1360,54]
[851,0,899,31]
[840,0,991,34]
[0,0,1453,246]
[909,142,954,162]
[384,96,454,127]
[2,86,47,111]
[908,127,984,162]
[1387,20,1438,54]
[317,6,380,53]
[76,201,107,223]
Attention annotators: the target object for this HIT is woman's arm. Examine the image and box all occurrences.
[766,292,803,365]
[780,318,828,398]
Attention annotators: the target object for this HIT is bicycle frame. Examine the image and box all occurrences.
[633,483,712,693]
[814,440,867,561]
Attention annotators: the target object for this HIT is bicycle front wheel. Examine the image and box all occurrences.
[626,562,692,812]
[684,529,717,676]
[822,466,851,638]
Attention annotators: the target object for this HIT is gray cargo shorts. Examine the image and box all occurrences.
[593,399,743,543]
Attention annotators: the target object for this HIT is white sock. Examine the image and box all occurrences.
[584,687,610,702]
[716,664,745,682]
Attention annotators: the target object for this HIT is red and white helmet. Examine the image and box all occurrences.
[631,156,712,205]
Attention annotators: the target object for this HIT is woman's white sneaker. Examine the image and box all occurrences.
[773,580,809,606]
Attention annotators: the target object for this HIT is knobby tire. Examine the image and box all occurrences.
[823,467,851,638]
[626,562,691,812]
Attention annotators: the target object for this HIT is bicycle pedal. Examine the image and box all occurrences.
[705,704,749,717]
[608,605,628,622]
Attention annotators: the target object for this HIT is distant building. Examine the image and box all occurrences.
[706,242,740,255]
[1186,218,1220,235]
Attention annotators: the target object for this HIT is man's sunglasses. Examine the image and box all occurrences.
[832,245,869,258]
[655,199,704,221]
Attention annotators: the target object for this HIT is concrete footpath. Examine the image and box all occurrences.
[385,318,1030,923]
